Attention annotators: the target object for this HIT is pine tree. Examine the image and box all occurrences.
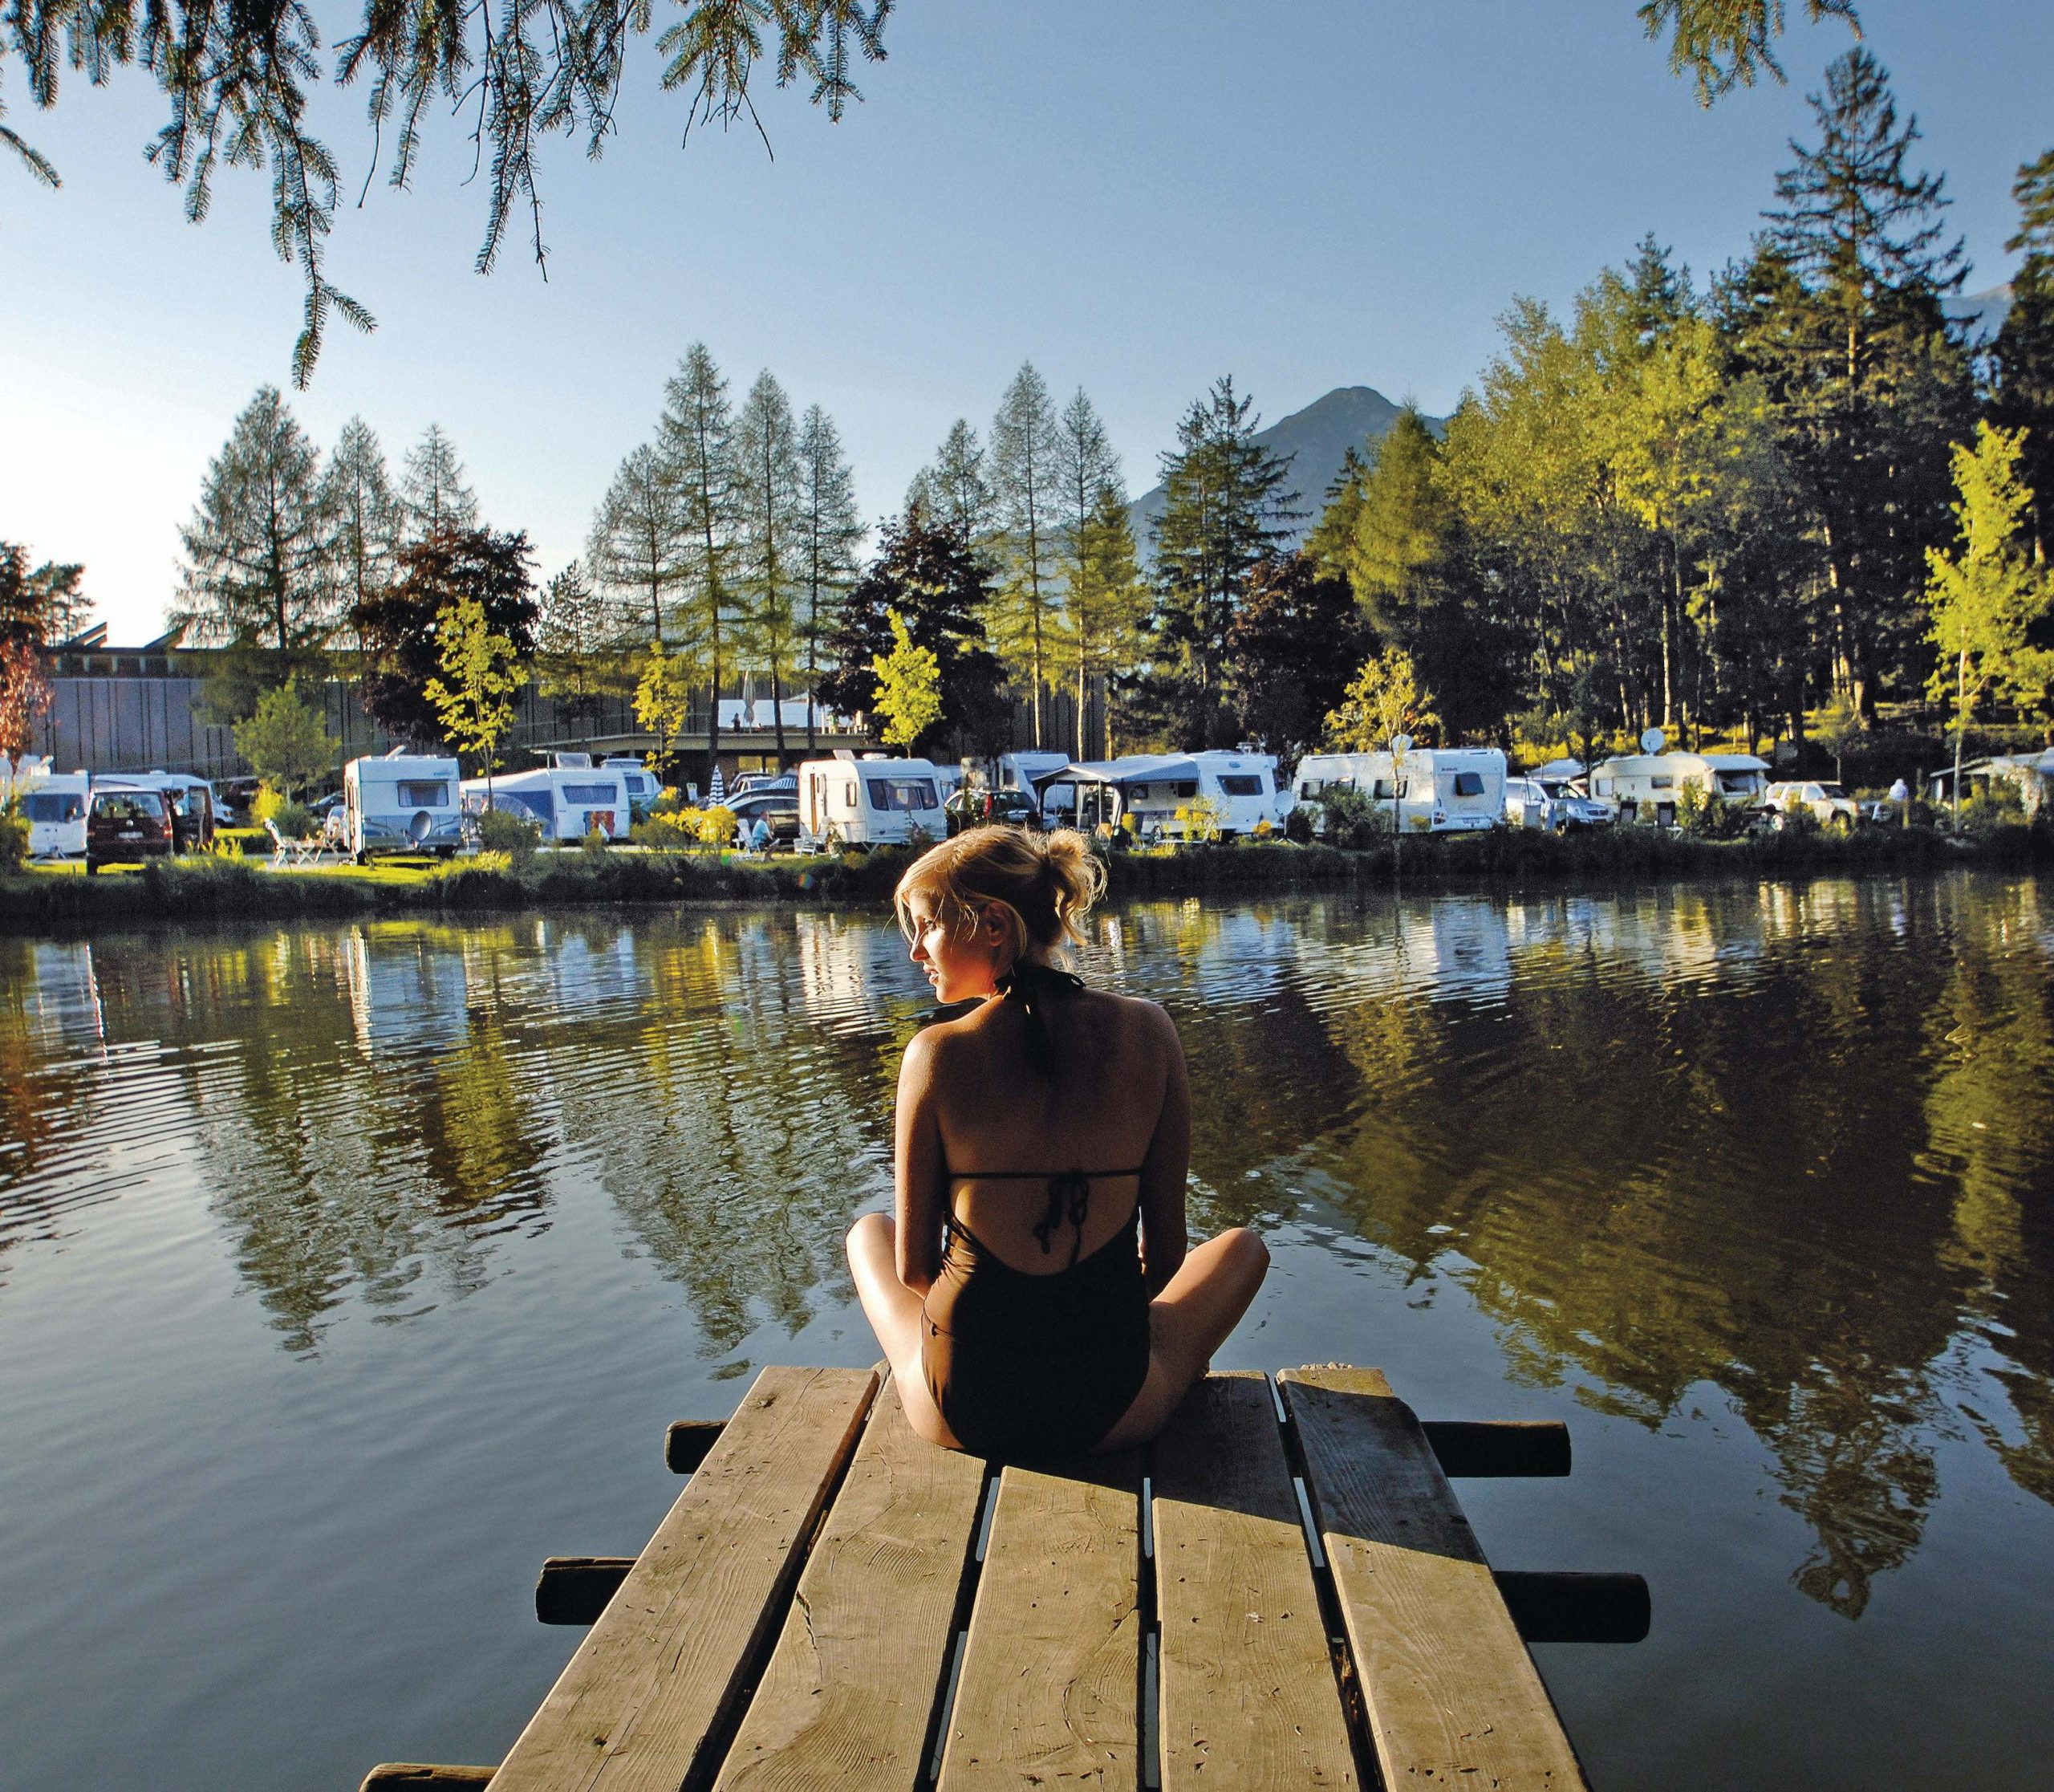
[907,420,997,546]
[0,544,91,647]
[1733,48,1974,714]
[536,563,628,723]
[320,417,402,649]
[1991,148,2054,564]
[1226,553,1371,761]
[657,343,741,794]
[588,444,689,646]
[795,404,864,750]
[988,363,1063,744]
[1150,376,1301,747]
[732,370,806,761]
[174,385,335,661]
[400,425,481,541]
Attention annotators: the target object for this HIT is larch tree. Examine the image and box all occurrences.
[1991,148,2054,565]
[1324,646,1442,754]
[588,444,689,647]
[1057,486,1152,758]
[400,425,481,542]
[795,404,865,750]
[1151,376,1301,748]
[907,420,997,547]
[0,543,91,648]
[988,363,1063,744]
[536,562,627,724]
[174,385,335,668]
[1922,424,2054,805]
[320,417,403,652]
[658,344,741,794]
[732,370,806,761]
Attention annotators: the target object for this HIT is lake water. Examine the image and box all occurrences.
[2,875,2051,1790]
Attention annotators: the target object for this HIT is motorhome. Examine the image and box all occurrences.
[600,755,662,819]
[797,755,947,847]
[1036,751,1283,840]
[1289,748,1504,834]
[1589,749,1769,826]
[461,758,631,843]
[343,751,465,859]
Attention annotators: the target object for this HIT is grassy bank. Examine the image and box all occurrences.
[2,823,2047,934]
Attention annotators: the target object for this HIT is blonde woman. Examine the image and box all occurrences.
[846,826,1269,1459]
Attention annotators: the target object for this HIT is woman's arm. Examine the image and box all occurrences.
[1137,1004,1191,1297]
[893,1028,950,1295]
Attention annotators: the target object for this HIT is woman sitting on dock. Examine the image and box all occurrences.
[847,826,1270,1460]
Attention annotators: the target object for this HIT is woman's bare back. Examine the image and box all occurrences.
[922,987,1177,1274]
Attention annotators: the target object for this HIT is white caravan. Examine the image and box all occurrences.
[600,754,663,818]
[343,751,465,859]
[798,755,946,847]
[1589,749,1768,827]
[1037,751,1283,840]
[461,760,631,842]
[1291,748,1504,833]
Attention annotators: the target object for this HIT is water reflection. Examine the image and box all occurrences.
[2,875,2050,1620]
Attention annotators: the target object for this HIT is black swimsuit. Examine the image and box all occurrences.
[917,966,1154,1461]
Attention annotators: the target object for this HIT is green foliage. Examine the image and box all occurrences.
[232,677,337,798]
[656,343,743,789]
[0,796,28,872]
[871,610,944,750]
[1317,782,1386,850]
[254,788,315,839]
[1226,553,1370,760]
[477,805,542,870]
[1173,796,1222,843]
[0,542,91,647]
[631,808,704,851]
[634,641,700,764]
[535,562,631,721]
[1325,647,1440,753]
[1677,784,1750,838]
[424,595,523,771]
[1639,0,1861,104]
[354,526,538,743]
[986,361,1064,740]
[733,368,806,753]
[698,804,737,847]
[1992,148,2054,563]
[1812,695,1865,779]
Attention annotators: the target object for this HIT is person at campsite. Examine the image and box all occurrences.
[846,826,1269,1459]
[749,814,772,855]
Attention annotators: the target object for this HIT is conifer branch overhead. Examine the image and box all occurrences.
[1639,0,1860,104]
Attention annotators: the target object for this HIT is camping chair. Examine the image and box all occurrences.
[264,819,325,867]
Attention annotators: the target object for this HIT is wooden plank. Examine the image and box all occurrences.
[713,1375,988,1789]
[1152,1373,1358,1790]
[358,1769,497,1790]
[937,1453,1143,1790]
[489,1365,879,1792]
[1278,1367,1589,1792]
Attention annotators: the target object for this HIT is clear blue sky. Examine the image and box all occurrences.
[4,0,2049,643]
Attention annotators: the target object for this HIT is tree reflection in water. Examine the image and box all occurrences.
[1,873,2047,1620]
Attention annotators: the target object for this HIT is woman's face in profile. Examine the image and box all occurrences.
[907,896,1000,1004]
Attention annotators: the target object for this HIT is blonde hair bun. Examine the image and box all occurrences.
[895,825,1106,965]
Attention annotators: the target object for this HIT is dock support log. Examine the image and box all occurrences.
[357,1767,497,1790]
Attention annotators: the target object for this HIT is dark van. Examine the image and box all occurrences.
[85,786,174,875]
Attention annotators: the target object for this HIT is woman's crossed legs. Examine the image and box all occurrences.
[845,1211,1269,1453]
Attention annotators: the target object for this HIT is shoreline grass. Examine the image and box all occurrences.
[2,823,2046,936]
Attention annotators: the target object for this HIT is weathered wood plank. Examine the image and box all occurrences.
[358,1768,497,1790]
[713,1375,988,1789]
[1279,1366,1589,1792]
[937,1453,1143,1790]
[489,1365,879,1792]
[1152,1373,1358,1790]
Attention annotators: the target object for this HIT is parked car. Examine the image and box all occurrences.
[84,784,175,874]
[1756,780,1861,830]
[1506,774,1613,831]
[944,787,1041,835]
[725,789,802,845]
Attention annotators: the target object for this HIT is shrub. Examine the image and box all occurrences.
[262,796,314,839]
[1318,782,1386,851]
[698,804,735,847]
[1957,779,2027,835]
[1175,795,1222,842]
[632,809,701,851]
[1282,803,1314,844]
[1677,785,1749,839]
[0,798,27,872]
[477,805,542,870]
[580,826,611,859]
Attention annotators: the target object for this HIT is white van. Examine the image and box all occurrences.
[461,760,631,843]
[20,766,91,859]
[1589,751,1768,827]
[343,751,465,859]
[798,755,946,847]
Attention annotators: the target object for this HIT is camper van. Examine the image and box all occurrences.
[1037,751,1283,840]
[343,751,465,859]
[1589,750,1768,827]
[1289,748,1505,834]
[123,771,219,853]
[797,755,947,847]
[7,758,91,859]
[461,758,631,843]
[601,755,662,819]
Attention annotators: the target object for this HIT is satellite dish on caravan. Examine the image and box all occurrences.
[1639,727,1666,754]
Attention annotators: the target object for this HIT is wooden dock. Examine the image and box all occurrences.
[361,1364,1646,1790]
